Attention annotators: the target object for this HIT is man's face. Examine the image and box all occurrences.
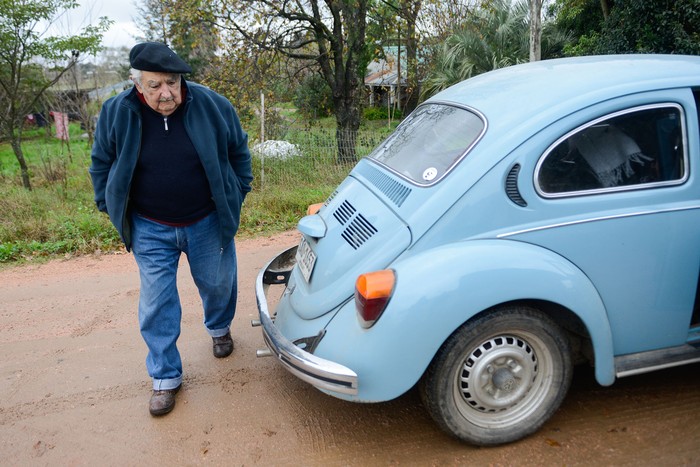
[134,71,182,116]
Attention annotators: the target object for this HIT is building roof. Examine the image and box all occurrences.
[365,47,407,87]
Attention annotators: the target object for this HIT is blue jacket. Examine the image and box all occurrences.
[89,81,253,250]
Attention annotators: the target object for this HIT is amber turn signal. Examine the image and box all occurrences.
[355,270,396,328]
[307,203,324,215]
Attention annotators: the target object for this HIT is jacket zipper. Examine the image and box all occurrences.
[163,116,169,131]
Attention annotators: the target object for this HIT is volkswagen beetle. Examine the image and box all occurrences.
[254,55,700,445]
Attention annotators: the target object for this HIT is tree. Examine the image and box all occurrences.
[56,59,96,146]
[369,1,492,113]
[202,40,286,132]
[418,0,483,42]
[596,0,700,54]
[294,73,334,119]
[421,0,570,98]
[133,0,171,43]
[529,0,543,61]
[168,0,220,80]
[553,0,700,56]
[549,0,606,40]
[0,0,110,190]
[94,45,131,80]
[133,0,219,80]
[420,0,530,98]
[374,0,423,113]
[213,0,370,164]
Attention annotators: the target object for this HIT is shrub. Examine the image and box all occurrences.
[363,106,402,121]
[294,75,334,119]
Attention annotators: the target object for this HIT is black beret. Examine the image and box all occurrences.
[129,42,192,74]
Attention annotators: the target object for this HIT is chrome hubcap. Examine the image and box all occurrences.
[459,335,538,413]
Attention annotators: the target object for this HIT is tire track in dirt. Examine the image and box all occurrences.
[0,381,150,425]
[0,362,269,425]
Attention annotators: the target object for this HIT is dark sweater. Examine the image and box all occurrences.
[130,102,215,224]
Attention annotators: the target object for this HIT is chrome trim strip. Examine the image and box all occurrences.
[615,344,700,378]
[255,246,359,395]
[616,355,700,378]
[497,204,700,238]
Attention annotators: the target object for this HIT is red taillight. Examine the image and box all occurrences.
[355,270,396,328]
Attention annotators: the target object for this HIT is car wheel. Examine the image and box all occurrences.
[419,305,572,446]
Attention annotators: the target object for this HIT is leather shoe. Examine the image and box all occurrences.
[213,332,234,358]
[149,384,181,416]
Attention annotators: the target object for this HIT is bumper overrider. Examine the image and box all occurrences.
[254,245,359,395]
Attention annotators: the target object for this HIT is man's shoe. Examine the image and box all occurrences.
[213,332,234,358]
[149,384,181,416]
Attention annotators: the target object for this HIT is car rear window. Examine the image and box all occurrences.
[368,103,486,186]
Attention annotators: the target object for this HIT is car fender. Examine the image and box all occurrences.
[318,239,615,402]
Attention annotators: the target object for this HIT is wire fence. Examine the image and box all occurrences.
[249,125,394,190]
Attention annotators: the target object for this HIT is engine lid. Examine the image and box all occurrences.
[290,175,411,320]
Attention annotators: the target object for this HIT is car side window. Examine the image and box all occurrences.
[537,105,685,196]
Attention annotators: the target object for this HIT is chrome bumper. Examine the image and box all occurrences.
[254,246,358,396]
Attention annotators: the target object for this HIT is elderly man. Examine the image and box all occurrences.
[89,42,253,416]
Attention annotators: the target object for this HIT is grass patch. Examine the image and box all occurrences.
[240,184,337,237]
[0,134,122,263]
[1,118,394,264]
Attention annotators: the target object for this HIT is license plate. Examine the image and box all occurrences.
[296,236,317,282]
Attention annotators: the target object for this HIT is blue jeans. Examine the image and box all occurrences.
[131,212,237,390]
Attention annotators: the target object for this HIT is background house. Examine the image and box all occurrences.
[365,46,408,112]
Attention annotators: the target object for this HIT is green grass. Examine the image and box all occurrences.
[0,118,392,265]
[0,128,122,263]
[241,183,337,237]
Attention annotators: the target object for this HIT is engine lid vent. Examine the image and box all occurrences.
[341,214,378,250]
[333,200,356,225]
[332,200,378,249]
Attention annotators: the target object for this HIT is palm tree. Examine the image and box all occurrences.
[421,0,568,99]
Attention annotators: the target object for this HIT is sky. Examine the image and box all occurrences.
[58,0,140,49]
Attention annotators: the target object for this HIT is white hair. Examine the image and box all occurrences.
[130,68,142,85]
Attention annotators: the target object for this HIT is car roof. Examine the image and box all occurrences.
[428,54,700,131]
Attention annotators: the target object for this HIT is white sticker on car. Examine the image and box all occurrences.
[423,167,438,181]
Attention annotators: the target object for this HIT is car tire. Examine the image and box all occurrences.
[419,305,572,446]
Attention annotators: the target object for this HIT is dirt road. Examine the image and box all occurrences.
[1,231,699,465]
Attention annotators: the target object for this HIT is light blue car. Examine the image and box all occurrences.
[254,54,700,445]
